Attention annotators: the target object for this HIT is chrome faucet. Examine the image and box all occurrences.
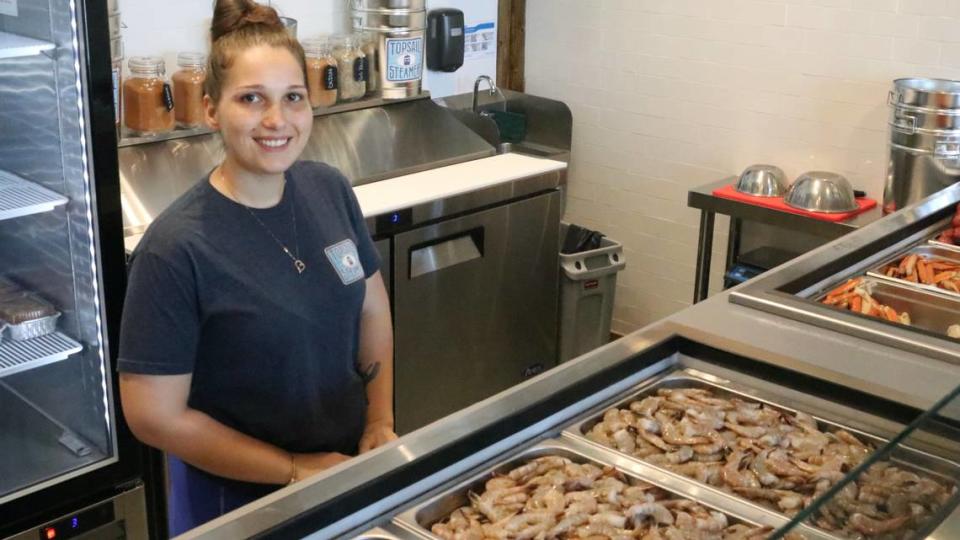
[473,75,498,114]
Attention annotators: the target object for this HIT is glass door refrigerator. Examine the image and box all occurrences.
[0,0,163,538]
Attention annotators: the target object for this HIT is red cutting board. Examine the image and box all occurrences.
[711,184,877,222]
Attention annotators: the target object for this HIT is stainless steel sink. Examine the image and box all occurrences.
[435,88,572,162]
[496,141,562,158]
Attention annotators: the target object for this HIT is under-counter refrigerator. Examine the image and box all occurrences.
[0,0,162,538]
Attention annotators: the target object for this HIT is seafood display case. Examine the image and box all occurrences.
[731,183,960,364]
[177,334,960,540]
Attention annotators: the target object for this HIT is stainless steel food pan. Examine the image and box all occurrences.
[816,276,960,339]
[567,373,899,447]
[929,236,960,253]
[4,312,60,341]
[393,439,786,539]
[563,371,960,526]
[869,244,960,299]
[927,225,960,254]
[353,525,424,539]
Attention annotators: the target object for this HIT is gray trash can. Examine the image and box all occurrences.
[559,223,626,362]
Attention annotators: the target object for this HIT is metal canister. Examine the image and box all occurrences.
[884,78,960,213]
[351,0,426,100]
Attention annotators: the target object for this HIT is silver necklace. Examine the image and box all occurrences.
[221,173,306,275]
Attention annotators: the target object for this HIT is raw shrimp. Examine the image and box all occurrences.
[611,428,637,454]
[722,450,760,489]
[469,485,528,522]
[849,512,911,535]
[629,396,663,417]
[661,420,710,446]
[724,415,769,439]
[692,430,726,455]
[628,502,675,525]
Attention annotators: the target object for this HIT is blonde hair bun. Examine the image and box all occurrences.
[204,0,306,103]
[211,0,284,43]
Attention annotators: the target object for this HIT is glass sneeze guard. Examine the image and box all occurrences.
[770,384,960,539]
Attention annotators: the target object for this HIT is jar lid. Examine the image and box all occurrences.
[336,34,358,47]
[301,37,333,57]
[128,56,164,73]
[177,52,206,68]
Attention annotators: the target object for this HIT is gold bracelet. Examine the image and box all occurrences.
[287,453,298,485]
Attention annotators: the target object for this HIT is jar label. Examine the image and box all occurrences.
[162,83,174,111]
[385,37,423,82]
[354,57,369,82]
[324,65,338,91]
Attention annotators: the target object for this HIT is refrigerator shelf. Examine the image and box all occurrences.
[0,332,82,378]
[0,170,68,221]
[0,31,55,59]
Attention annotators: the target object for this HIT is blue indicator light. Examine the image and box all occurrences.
[71,517,79,529]
[391,213,401,224]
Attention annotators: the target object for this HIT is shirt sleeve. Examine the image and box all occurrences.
[117,249,200,375]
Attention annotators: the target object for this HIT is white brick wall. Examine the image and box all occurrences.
[526,0,960,334]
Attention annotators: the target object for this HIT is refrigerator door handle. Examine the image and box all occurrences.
[409,228,483,279]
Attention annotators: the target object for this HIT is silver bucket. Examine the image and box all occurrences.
[351,2,426,100]
[884,78,960,213]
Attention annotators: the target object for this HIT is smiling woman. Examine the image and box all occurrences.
[115,0,396,535]
[205,45,314,195]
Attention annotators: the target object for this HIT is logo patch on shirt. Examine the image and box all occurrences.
[325,239,365,285]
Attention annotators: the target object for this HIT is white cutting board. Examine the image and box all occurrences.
[354,153,566,217]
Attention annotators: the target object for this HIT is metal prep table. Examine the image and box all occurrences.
[171,185,960,540]
[687,178,885,304]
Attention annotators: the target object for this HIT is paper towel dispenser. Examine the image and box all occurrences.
[427,8,465,72]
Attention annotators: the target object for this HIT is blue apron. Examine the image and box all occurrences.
[167,455,279,536]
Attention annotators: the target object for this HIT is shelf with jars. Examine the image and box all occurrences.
[117,30,410,148]
[117,91,429,148]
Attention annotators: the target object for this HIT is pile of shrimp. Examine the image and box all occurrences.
[429,455,770,540]
[585,387,956,538]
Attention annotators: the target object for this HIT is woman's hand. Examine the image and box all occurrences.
[292,452,352,481]
[359,420,398,453]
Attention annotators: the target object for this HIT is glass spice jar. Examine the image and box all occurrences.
[123,56,174,136]
[360,31,379,95]
[334,34,367,102]
[302,37,338,109]
[173,52,206,129]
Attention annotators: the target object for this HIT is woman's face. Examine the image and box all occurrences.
[205,45,313,179]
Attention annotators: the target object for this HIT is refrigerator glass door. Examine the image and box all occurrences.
[0,0,117,503]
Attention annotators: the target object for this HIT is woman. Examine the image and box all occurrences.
[117,0,396,534]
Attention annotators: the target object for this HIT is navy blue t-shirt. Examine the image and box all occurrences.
[118,161,380,456]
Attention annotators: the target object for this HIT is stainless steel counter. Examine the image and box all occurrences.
[665,289,960,411]
[175,301,960,539]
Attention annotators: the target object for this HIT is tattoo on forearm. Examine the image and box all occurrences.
[360,362,381,384]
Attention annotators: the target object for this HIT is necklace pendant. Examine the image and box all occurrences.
[294,259,306,274]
